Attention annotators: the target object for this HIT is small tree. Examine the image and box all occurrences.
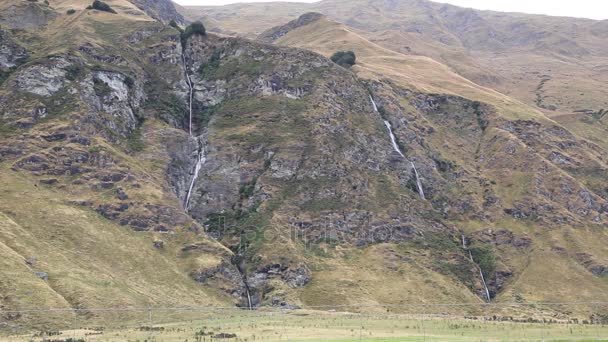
[169,20,182,32]
[330,51,356,68]
[87,0,116,14]
[180,21,206,46]
[66,9,76,15]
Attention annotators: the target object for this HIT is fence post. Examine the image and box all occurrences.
[148,306,153,326]
[421,304,426,342]
[359,308,363,341]
[595,302,600,341]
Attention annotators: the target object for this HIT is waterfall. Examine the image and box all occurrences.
[463,235,491,303]
[410,162,426,201]
[372,95,426,201]
[370,94,378,112]
[232,256,254,310]
[383,120,405,158]
[245,287,253,310]
[181,54,194,136]
[181,46,203,210]
[184,137,206,210]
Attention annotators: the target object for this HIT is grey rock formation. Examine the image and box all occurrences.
[79,70,145,138]
[14,57,70,97]
[0,2,57,29]
[258,12,324,43]
[0,29,27,71]
[127,0,185,25]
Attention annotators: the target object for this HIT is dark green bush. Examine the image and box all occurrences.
[180,21,206,46]
[87,0,116,14]
[169,20,182,32]
[124,75,134,89]
[470,244,496,277]
[93,78,112,97]
[64,65,83,81]
[330,51,356,68]
[66,9,76,14]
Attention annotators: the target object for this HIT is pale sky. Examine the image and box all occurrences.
[175,0,608,20]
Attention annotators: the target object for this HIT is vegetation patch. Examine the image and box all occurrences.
[93,77,112,97]
[330,51,356,68]
[472,101,488,132]
[180,21,206,47]
[65,65,83,81]
[126,127,145,152]
[469,244,497,278]
[199,56,270,81]
[66,9,76,15]
[239,177,257,199]
[197,51,221,79]
[124,75,134,89]
[86,0,116,14]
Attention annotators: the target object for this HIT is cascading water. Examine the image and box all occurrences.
[383,120,405,158]
[463,234,491,303]
[181,41,252,310]
[370,94,378,112]
[371,96,426,200]
[184,137,206,210]
[410,162,426,201]
[180,50,205,210]
[244,282,253,310]
[181,54,194,136]
[231,256,254,310]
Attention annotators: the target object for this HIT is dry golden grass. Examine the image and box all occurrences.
[271,17,550,122]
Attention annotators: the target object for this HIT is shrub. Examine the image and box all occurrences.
[470,244,496,277]
[127,127,145,152]
[330,50,356,68]
[180,21,206,46]
[66,8,76,14]
[87,0,116,14]
[169,20,182,32]
[65,65,83,80]
[124,75,134,89]
[93,78,112,97]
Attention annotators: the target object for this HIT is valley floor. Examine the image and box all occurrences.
[3,308,608,341]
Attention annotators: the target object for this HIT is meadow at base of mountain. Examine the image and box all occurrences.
[5,307,608,341]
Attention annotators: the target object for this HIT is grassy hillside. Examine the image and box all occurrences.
[0,0,235,329]
[1,0,607,330]
[187,0,608,131]
[232,12,608,310]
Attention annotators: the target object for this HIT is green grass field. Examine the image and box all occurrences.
[4,308,608,341]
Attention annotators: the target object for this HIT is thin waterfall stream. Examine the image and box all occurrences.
[181,44,252,310]
[184,137,206,209]
[181,54,194,136]
[410,162,426,201]
[180,53,206,211]
[463,234,491,302]
[371,95,425,200]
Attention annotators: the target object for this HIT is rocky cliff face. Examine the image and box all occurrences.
[128,0,186,24]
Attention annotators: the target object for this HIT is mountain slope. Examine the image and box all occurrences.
[0,0,238,327]
[1,0,608,328]
[187,0,608,130]
[179,10,608,308]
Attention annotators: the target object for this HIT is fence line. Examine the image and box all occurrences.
[2,301,608,314]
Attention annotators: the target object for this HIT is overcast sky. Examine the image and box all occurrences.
[175,0,608,20]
